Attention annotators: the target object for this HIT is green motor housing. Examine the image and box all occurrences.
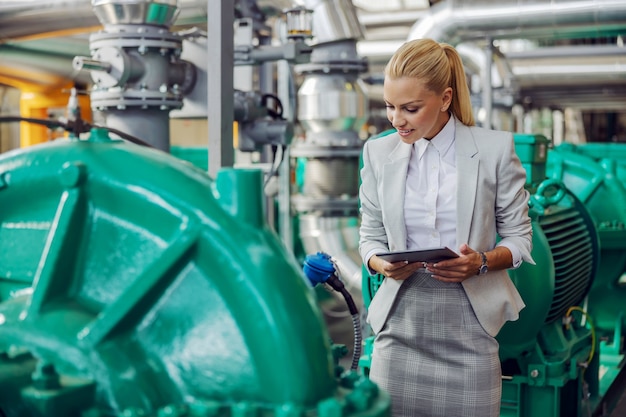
[0,129,389,417]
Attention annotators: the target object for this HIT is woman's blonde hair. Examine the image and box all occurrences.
[385,38,475,126]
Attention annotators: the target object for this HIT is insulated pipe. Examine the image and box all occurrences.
[300,0,365,44]
[407,0,626,125]
[0,0,290,41]
[0,0,100,40]
[293,0,368,294]
[408,0,626,44]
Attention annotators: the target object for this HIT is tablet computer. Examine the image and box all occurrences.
[375,247,459,263]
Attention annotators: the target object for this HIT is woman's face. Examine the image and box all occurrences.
[383,77,452,144]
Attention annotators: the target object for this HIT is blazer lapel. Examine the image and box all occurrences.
[382,140,412,251]
[455,121,479,247]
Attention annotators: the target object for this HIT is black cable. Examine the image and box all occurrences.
[261,93,284,119]
[0,116,67,130]
[0,116,153,148]
[91,124,154,148]
[326,274,362,371]
[263,144,286,189]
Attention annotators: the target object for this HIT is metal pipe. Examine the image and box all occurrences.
[482,40,493,129]
[405,1,626,113]
[0,0,295,41]
[72,57,112,73]
[207,0,234,176]
[0,0,101,40]
[301,0,365,44]
[408,0,626,44]
[505,45,626,59]
[293,0,368,293]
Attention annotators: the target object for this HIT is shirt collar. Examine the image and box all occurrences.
[414,114,456,160]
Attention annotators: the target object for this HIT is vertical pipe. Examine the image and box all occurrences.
[481,39,493,129]
[208,0,235,177]
[277,56,293,250]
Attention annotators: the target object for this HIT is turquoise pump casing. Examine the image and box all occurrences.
[546,143,626,341]
[0,129,389,417]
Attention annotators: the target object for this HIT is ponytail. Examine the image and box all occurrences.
[441,44,475,126]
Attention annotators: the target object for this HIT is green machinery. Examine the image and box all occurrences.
[547,142,626,347]
[0,129,390,417]
[361,134,626,417]
[497,134,602,417]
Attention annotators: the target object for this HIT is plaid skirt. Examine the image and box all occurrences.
[368,272,501,417]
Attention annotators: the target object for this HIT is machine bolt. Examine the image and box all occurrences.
[317,397,345,417]
[157,404,188,417]
[274,403,303,417]
[231,402,258,417]
[122,408,146,417]
[530,369,540,378]
[187,400,221,416]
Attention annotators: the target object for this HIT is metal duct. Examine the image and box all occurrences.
[0,0,100,41]
[506,45,626,88]
[408,0,626,44]
[293,0,368,294]
[299,0,365,44]
[405,0,626,112]
[0,0,299,41]
[0,0,212,41]
[0,43,92,88]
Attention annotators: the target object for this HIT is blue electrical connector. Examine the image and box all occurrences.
[303,251,362,371]
[303,252,337,286]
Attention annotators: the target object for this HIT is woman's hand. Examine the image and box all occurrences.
[369,255,423,281]
[425,244,513,282]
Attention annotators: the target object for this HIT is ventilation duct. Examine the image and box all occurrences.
[406,0,626,112]
[408,0,626,44]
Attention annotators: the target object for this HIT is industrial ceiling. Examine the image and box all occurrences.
[0,0,625,112]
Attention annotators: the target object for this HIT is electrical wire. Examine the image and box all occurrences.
[0,116,154,148]
[325,273,362,371]
[261,93,284,120]
[565,305,597,367]
[565,305,597,417]
[263,144,286,190]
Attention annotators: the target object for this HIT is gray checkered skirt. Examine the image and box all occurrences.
[368,272,501,417]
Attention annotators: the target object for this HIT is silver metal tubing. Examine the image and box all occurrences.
[408,0,626,44]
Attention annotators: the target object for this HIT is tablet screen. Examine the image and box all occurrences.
[376,247,459,263]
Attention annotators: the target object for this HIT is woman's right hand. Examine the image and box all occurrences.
[369,255,423,281]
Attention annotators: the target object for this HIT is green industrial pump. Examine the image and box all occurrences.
[0,128,390,417]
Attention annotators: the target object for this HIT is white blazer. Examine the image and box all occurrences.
[359,118,535,337]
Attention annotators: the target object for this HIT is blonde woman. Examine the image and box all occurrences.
[359,38,534,417]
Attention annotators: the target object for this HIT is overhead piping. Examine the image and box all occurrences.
[406,0,626,116]
[408,0,626,44]
[0,0,213,42]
